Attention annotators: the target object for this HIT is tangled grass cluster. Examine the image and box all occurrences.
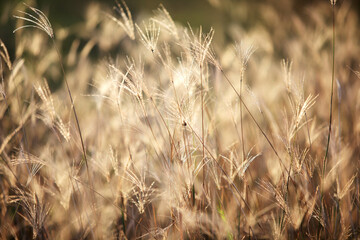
[0,0,359,239]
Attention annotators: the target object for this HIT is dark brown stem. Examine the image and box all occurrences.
[323,4,336,177]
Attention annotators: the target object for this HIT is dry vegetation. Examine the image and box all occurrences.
[0,0,360,239]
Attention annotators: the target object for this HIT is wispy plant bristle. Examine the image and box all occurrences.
[136,20,161,53]
[106,0,135,40]
[13,3,54,38]
[1,0,359,239]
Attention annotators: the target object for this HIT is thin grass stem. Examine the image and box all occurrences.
[323,3,336,177]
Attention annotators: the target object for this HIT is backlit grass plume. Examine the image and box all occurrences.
[1,0,359,239]
[136,20,161,53]
[13,3,53,38]
[106,0,135,40]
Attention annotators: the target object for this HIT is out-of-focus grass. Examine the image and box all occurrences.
[1,0,360,239]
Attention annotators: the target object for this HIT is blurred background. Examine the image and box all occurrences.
[1,0,358,61]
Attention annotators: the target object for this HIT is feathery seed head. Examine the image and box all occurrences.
[35,80,70,142]
[151,4,178,39]
[107,0,135,40]
[108,57,148,101]
[125,168,155,214]
[11,150,45,186]
[0,39,12,70]
[136,20,161,53]
[9,189,50,239]
[185,26,218,67]
[13,3,54,38]
[281,59,293,93]
[234,41,256,70]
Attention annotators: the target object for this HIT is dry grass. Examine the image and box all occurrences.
[0,0,359,239]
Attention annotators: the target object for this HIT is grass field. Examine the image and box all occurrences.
[1,0,360,239]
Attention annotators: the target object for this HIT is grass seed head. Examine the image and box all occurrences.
[13,3,54,38]
[107,0,135,40]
